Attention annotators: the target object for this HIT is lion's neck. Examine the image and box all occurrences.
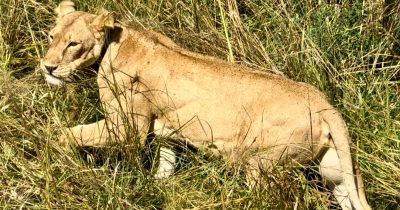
[92,25,123,72]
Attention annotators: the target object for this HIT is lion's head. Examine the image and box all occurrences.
[41,1,114,86]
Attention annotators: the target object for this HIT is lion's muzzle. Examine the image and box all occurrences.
[43,64,57,75]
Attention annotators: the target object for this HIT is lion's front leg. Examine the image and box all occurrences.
[59,119,108,149]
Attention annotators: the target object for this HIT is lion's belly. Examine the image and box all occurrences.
[160,97,322,163]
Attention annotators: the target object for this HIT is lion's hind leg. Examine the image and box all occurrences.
[154,147,176,179]
[319,113,371,210]
[152,121,179,179]
[320,147,372,210]
[320,147,353,210]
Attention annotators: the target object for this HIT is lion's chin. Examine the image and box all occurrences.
[45,74,65,87]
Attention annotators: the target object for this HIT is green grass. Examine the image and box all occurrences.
[1,0,400,209]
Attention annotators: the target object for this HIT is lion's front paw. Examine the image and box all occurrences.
[59,132,74,151]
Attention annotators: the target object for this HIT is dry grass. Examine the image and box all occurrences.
[0,0,399,209]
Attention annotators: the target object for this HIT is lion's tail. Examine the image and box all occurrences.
[321,110,371,210]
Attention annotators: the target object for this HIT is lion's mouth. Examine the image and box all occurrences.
[44,73,66,87]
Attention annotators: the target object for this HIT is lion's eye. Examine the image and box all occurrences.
[68,41,79,47]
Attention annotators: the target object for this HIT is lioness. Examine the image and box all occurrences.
[41,1,371,209]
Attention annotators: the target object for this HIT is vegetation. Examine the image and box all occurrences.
[1,0,399,209]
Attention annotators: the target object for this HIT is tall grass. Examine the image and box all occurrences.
[0,0,399,209]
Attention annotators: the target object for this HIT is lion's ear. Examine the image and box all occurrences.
[55,1,76,19]
[90,12,115,32]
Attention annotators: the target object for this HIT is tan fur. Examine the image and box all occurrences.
[41,1,371,210]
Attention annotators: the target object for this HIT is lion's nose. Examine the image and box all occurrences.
[44,65,57,74]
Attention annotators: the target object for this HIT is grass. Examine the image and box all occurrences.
[1,0,400,209]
